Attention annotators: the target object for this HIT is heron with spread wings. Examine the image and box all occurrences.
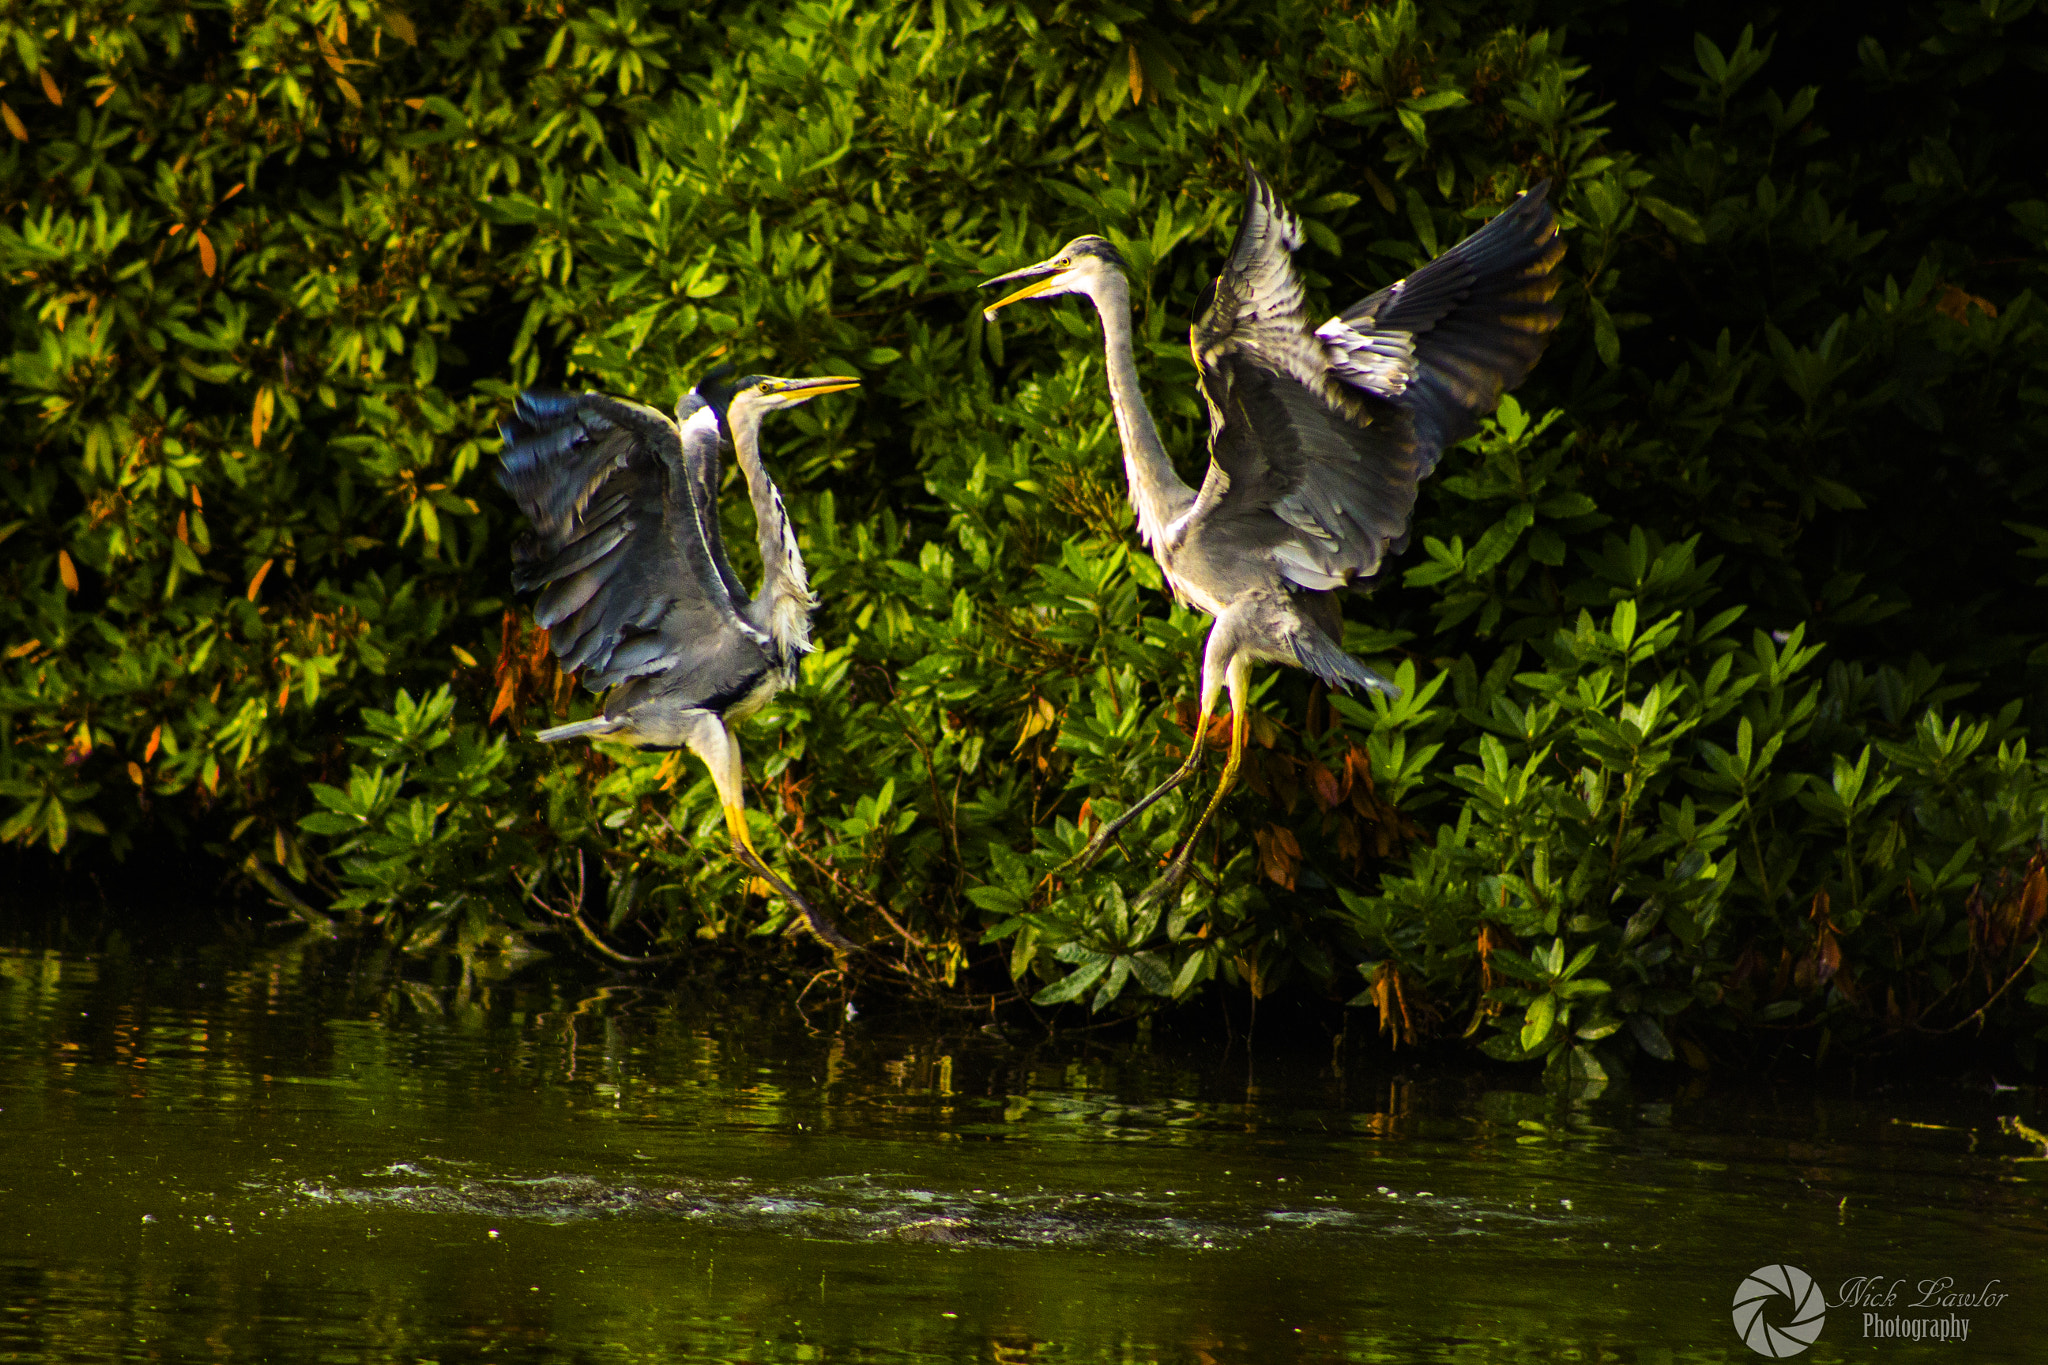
[496,371,860,955]
[982,165,1564,904]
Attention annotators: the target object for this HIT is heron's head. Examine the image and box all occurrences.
[714,374,862,425]
[980,236,1128,320]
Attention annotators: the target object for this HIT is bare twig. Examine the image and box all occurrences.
[1937,936,2043,1035]
[524,851,682,968]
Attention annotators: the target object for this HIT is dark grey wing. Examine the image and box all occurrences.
[1191,351,1429,590]
[1186,169,1565,590]
[1318,181,1565,464]
[1188,163,1333,424]
[497,391,761,693]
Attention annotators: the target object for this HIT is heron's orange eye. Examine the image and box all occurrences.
[757,381,774,394]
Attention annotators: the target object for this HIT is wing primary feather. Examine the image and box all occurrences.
[497,387,763,704]
[1185,174,1564,598]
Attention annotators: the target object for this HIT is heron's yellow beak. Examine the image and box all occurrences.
[981,273,1062,321]
[783,376,862,400]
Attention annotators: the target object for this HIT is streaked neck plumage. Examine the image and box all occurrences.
[678,403,747,614]
[725,403,814,671]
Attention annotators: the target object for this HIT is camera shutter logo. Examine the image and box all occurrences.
[1733,1265,1827,1357]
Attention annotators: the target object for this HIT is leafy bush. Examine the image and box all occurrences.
[5,0,2046,1069]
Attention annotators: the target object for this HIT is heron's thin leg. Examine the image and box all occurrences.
[722,803,858,962]
[1044,694,1215,885]
[694,718,858,963]
[1136,657,1251,910]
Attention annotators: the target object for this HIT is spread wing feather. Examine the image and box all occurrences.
[1326,182,1566,463]
[497,391,765,699]
[1187,165,1565,591]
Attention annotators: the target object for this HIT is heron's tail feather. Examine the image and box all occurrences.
[1290,628,1400,698]
[536,716,628,744]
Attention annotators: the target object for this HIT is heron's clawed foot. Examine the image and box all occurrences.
[1132,851,1202,913]
[1037,763,1204,896]
[731,840,861,966]
[1035,824,1123,894]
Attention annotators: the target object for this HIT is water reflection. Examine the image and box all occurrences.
[1,943,2044,1363]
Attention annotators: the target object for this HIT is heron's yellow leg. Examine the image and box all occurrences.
[1175,700,1249,861]
[720,803,857,961]
[694,718,859,963]
[724,803,763,861]
[1135,657,1250,909]
[1044,690,1218,886]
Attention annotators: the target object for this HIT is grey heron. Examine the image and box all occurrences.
[497,371,860,956]
[982,165,1564,904]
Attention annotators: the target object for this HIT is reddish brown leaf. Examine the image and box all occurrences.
[2019,862,2047,938]
[1308,761,1341,811]
[1254,824,1300,890]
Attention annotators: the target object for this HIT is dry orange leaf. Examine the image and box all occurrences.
[1936,283,1998,326]
[489,673,519,724]
[127,761,145,787]
[1127,45,1143,106]
[6,639,41,660]
[251,386,274,448]
[382,9,419,45]
[57,550,79,592]
[94,84,117,107]
[246,558,274,602]
[38,68,61,106]
[2,102,26,142]
[334,76,361,108]
[144,724,162,763]
[195,230,217,278]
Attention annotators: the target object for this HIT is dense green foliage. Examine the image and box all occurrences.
[6,0,2047,1073]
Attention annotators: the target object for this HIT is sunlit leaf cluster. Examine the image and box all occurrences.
[5,0,2047,1070]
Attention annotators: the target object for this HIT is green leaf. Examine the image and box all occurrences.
[1032,960,1108,1006]
[1639,195,1707,245]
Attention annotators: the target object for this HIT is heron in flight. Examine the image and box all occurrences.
[497,371,860,956]
[982,165,1564,904]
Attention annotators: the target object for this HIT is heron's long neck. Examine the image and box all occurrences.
[729,410,813,663]
[1091,272,1192,550]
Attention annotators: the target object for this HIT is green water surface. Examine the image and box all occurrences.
[0,945,2041,1363]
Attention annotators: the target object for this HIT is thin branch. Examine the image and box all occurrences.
[242,855,338,938]
[1936,936,2043,1035]
[524,850,681,968]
